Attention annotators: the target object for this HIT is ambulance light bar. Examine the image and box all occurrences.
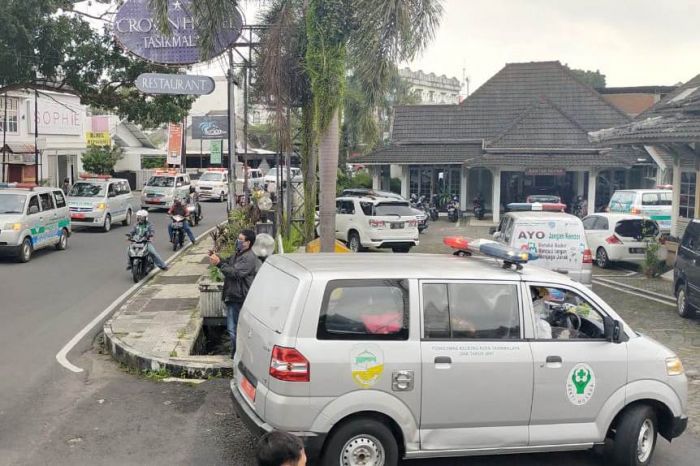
[80,173,111,180]
[443,236,533,268]
[206,168,228,172]
[507,202,565,212]
[154,169,179,175]
[0,182,36,190]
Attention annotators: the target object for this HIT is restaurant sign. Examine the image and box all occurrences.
[136,73,215,95]
[114,0,243,65]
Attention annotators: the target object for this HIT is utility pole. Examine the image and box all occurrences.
[227,49,237,213]
[34,88,39,184]
[2,92,7,183]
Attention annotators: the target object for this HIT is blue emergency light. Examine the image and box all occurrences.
[443,236,534,268]
[0,183,16,189]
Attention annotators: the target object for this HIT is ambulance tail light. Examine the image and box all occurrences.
[605,235,622,245]
[270,346,310,382]
[583,248,593,264]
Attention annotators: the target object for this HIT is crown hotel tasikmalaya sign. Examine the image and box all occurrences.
[114,0,243,65]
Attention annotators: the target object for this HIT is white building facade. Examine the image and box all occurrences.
[398,67,461,105]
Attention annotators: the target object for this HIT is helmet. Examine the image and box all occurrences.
[136,209,149,223]
[173,196,182,205]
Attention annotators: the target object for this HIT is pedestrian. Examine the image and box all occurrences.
[256,431,306,466]
[62,177,71,195]
[208,229,259,358]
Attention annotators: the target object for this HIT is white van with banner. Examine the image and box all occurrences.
[493,211,593,286]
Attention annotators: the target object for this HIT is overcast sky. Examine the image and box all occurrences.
[78,0,699,92]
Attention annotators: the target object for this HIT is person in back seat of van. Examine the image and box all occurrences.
[256,431,306,466]
[531,287,553,339]
[208,229,260,358]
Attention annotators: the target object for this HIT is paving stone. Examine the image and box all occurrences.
[156,275,202,285]
[145,298,199,312]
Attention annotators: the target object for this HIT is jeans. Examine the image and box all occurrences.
[226,302,242,358]
[127,243,167,269]
[168,221,195,244]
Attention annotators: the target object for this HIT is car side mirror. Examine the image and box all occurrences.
[28,205,40,215]
[603,316,623,343]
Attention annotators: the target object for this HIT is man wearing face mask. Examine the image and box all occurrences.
[209,229,260,358]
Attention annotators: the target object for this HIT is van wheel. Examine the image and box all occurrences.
[609,405,657,466]
[56,229,68,250]
[677,285,696,318]
[103,214,112,232]
[321,418,398,466]
[17,237,32,263]
[123,209,132,226]
[596,247,610,268]
[348,232,365,252]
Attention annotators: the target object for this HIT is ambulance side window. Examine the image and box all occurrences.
[503,218,515,242]
[529,285,606,340]
[53,190,66,208]
[39,193,54,211]
[27,195,40,214]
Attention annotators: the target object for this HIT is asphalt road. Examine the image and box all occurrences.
[0,199,229,464]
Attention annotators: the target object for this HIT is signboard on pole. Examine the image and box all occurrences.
[113,0,243,65]
[210,140,222,165]
[135,73,215,95]
[86,116,111,146]
[192,116,229,139]
[167,123,183,166]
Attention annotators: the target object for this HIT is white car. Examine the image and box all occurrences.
[264,167,302,193]
[196,169,229,202]
[141,170,192,210]
[68,176,137,231]
[236,168,265,190]
[335,195,419,252]
[583,213,661,268]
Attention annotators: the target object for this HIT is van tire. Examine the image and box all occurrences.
[103,214,112,232]
[596,247,610,268]
[17,237,32,263]
[609,404,657,466]
[320,418,399,466]
[677,285,695,318]
[56,228,68,250]
[123,209,132,226]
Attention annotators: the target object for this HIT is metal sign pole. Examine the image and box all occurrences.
[34,88,39,184]
[227,49,237,213]
[2,92,7,182]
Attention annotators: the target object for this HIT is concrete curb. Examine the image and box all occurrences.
[102,221,233,379]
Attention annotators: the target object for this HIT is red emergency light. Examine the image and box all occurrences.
[14,183,37,190]
[80,173,111,180]
[154,168,179,175]
[507,202,566,212]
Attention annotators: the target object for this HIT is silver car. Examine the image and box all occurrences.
[0,185,71,262]
[231,252,687,466]
[67,177,137,232]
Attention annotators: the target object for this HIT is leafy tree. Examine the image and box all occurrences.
[141,157,166,169]
[0,0,193,127]
[82,145,124,175]
[569,67,607,89]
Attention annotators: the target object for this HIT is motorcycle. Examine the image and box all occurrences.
[186,190,202,226]
[127,234,154,283]
[472,196,485,220]
[170,215,186,251]
[572,197,588,219]
[447,195,460,222]
[428,194,439,221]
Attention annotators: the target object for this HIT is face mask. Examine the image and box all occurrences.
[236,239,245,252]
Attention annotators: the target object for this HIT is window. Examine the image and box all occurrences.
[680,173,696,218]
[582,216,597,230]
[120,181,131,194]
[337,200,355,215]
[593,216,609,230]
[529,286,606,340]
[27,195,40,214]
[373,202,414,216]
[609,191,635,211]
[318,280,409,340]
[614,219,658,239]
[0,97,19,133]
[360,201,373,216]
[681,222,700,251]
[422,283,521,340]
[39,193,54,211]
[108,183,117,197]
[53,191,66,208]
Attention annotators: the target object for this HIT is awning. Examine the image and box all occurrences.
[1,143,36,154]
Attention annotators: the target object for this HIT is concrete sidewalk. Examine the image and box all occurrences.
[104,238,231,378]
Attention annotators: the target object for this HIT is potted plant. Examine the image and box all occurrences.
[663,235,679,268]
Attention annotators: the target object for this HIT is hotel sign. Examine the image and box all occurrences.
[114,0,243,65]
[136,73,215,95]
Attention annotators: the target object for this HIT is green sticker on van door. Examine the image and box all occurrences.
[566,363,596,406]
[350,345,384,389]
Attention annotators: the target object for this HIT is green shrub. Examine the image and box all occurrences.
[641,240,663,278]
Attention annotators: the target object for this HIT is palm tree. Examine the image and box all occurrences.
[307,0,443,251]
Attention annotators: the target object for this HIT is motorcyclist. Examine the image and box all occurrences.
[127,210,168,271]
[168,196,196,244]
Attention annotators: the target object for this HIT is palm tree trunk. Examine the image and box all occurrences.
[300,103,317,244]
[318,108,340,252]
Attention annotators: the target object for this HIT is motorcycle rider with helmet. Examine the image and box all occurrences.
[127,210,168,271]
[168,196,196,244]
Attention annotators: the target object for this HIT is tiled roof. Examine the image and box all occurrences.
[590,74,700,144]
[465,150,636,169]
[352,143,482,165]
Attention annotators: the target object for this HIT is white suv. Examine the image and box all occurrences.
[335,195,419,252]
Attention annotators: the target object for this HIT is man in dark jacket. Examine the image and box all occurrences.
[209,229,259,358]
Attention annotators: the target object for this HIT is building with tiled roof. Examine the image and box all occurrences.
[357,61,656,222]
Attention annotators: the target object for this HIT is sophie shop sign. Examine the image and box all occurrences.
[114,0,243,65]
[28,100,84,136]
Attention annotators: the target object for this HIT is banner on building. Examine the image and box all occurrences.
[525,168,566,176]
[192,116,229,139]
[167,123,183,166]
[86,116,111,146]
[210,140,223,165]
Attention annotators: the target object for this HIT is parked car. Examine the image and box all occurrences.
[608,189,672,232]
[140,170,191,210]
[0,184,71,262]
[67,176,136,231]
[493,210,592,286]
[335,195,419,252]
[582,213,661,268]
[526,194,561,204]
[231,249,688,466]
[674,219,700,318]
[264,167,302,193]
[196,169,230,202]
[341,188,404,200]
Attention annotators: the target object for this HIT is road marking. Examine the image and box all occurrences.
[594,276,676,301]
[56,224,221,373]
[593,270,637,278]
[592,280,676,308]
